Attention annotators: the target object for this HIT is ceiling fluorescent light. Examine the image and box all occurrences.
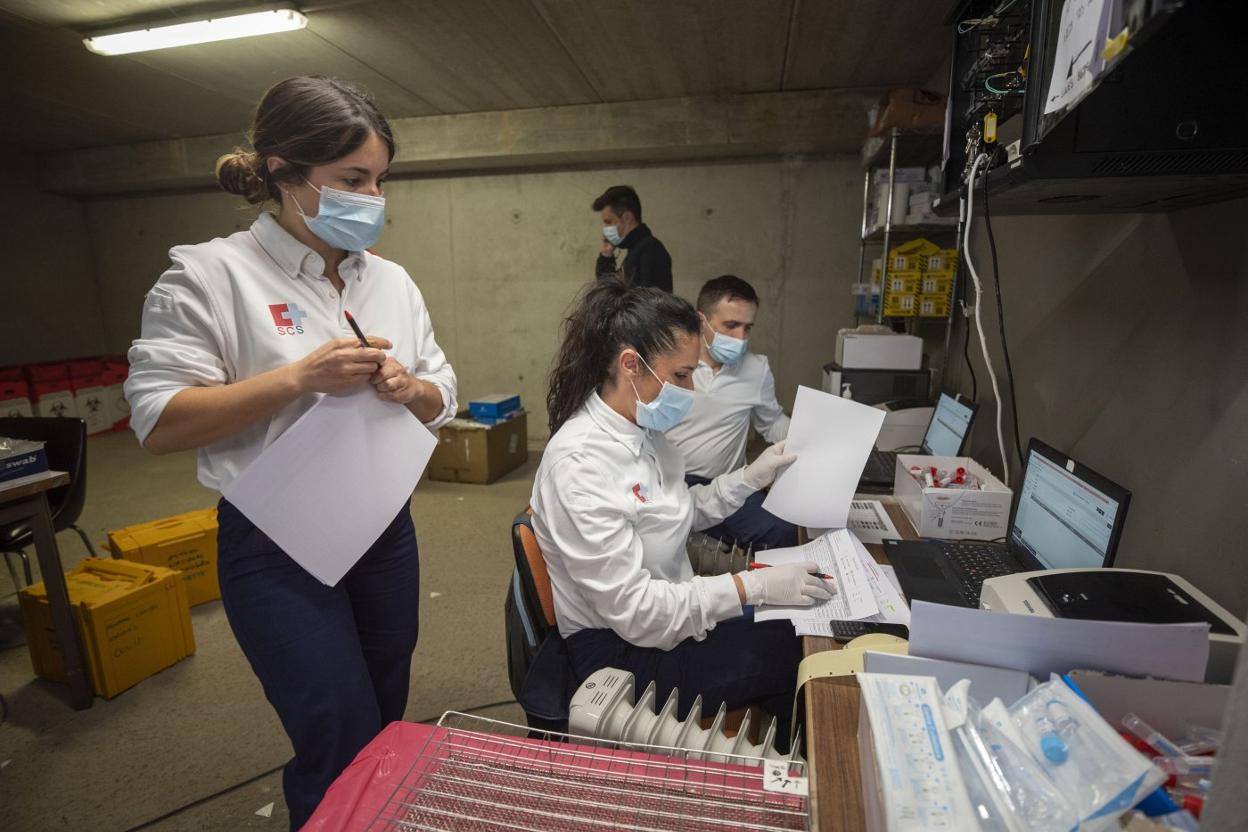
[84,8,307,56]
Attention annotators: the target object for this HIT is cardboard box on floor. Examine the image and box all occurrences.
[108,508,220,606]
[19,558,196,699]
[427,410,528,484]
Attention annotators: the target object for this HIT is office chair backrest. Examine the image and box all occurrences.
[512,510,556,630]
[0,417,89,527]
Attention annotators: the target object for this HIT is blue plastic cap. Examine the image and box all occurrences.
[1041,732,1069,764]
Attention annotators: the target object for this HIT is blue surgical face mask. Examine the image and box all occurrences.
[603,224,623,247]
[703,321,749,365]
[628,352,695,432]
[291,179,386,252]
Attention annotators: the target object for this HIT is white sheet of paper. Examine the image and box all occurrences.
[907,601,1211,682]
[222,390,436,587]
[762,386,886,528]
[852,536,911,626]
[753,530,880,624]
[1044,0,1113,114]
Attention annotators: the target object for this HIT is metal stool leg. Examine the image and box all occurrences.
[3,549,33,587]
[71,525,99,558]
[3,550,20,588]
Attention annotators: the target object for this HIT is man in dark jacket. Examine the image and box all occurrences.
[592,185,673,292]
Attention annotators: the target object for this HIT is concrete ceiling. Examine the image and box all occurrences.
[0,0,950,152]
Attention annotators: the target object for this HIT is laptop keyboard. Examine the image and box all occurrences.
[941,543,1015,605]
[862,450,898,483]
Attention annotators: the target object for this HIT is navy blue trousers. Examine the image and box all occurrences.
[566,614,802,753]
[216,498,420,830]
[686,474,798,550]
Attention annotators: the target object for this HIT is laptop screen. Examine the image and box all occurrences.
[1010,450,1122,570]
[921,393,975,456]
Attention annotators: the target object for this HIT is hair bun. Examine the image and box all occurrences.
[215,149,268,204]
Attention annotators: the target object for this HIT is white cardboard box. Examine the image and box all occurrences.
[34,389,77,419]
[894,454,1012,540]
[834,332,923,370]
[73,385,112,435]
[1066,670,1229,739]
[0,397,33,418]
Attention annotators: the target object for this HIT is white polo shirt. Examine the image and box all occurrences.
[125,211,457,491]
[665,352,791,478]
[530,393,754,650]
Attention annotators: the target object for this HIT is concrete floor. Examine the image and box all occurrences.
[0,430,535,831]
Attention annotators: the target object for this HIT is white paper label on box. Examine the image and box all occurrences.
[762,760,809,796]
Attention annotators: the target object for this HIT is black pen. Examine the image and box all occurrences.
[343,309,369,348]
[344,310,383,369]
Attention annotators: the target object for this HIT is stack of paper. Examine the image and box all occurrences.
[754,530,909,636]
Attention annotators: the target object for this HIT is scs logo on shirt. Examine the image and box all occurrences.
[268,303,309,335]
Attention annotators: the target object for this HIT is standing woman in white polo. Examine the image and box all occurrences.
[124,76,456,828]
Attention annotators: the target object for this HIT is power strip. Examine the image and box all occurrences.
[569,667,797,764]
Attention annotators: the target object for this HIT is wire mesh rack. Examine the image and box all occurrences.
[957,2,1032,126]
[365,712,809,831]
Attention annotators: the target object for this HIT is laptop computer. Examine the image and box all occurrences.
[885,438,1132,608]
[859,392,979,489]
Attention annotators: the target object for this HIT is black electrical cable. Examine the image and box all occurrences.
[961,284,978,402]
[981,159,1024,469]
[960,249,978,402]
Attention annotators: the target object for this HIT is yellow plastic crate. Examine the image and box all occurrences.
[920,271,955,295]
[108,508,219,607]
[883,292,918,317]
[918,293,953,318]
[19,558,195,699]
[886,271,921,295]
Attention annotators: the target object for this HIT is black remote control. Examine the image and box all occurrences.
[829,621,910,643]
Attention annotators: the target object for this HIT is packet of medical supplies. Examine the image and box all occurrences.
[856,673,980,831]
[0,437,49,483]
[1009,675,1166,831]
[942,679,1079,831]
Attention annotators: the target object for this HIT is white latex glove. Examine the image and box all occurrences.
[737,561,835,607]
[742,441,797,489]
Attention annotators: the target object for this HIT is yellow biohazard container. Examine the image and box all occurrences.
[886,271,922,296]
[920,270,955,295]
[883,292,918,317]
[19,558,195,699]
[918,292,953,318]
[108,508,219,606]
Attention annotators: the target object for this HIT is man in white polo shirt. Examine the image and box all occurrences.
[667,275,796,550]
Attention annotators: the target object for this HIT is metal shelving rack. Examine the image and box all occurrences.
[855,127,965,394]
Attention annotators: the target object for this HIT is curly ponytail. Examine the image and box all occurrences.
[546,274,700,434]
[215,149,269,204]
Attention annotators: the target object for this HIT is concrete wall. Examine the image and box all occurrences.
[16,144,1248,617]
[948,197,1248,617]
[84,156,866,431]
[1,144,106,365]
